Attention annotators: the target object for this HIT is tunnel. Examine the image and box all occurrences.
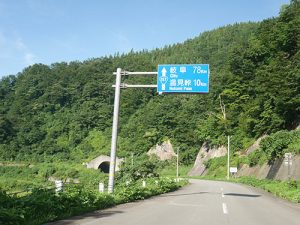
[98,161,110,173]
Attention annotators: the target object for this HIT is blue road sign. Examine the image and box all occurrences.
[157,64,209,93]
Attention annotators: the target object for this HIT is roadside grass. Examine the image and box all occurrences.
[234,176,300,203]
[158,164,193,177]
[0,162,107,192]
[0,178,188,225]
[0,161,188,224]
[192,175,300,203]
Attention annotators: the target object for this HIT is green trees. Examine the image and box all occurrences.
[0,1,299,163]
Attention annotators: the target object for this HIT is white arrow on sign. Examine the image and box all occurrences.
[162,67,167,76]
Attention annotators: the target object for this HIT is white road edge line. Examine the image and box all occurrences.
[222,203,228,214]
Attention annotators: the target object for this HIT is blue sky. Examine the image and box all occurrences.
[0,0,290,78]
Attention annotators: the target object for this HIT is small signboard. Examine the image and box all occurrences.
[284,161,292,166]
[284,153,292,166]
[284,153,292,159]
[230,167,238,173]
[157,64,209,93]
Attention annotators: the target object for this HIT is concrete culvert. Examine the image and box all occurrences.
[98,161,110,173]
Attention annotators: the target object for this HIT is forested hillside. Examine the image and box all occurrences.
[0,0,299,164]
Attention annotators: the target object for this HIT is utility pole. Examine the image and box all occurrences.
[219,95,230,180]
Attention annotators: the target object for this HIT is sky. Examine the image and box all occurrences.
[0,0,290,78]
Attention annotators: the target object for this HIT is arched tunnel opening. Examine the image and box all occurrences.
[98,161,110,173]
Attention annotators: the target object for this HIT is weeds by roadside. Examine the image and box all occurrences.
[0,178,188,225]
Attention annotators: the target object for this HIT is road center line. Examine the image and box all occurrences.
[222,203,228,214]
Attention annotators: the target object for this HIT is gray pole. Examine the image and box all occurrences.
[227,135,230,180]
[176,147,179,180]
[288,155,291,189]
[108,68,122,194]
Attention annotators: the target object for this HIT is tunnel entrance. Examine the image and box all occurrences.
[98,161,110,173]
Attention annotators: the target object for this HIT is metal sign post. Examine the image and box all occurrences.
[108,69,157,193]
[176,147,179,180]
[284,153,292,189]
[108,68,122,194]
[108,65,209,193]
[227,136,230,180]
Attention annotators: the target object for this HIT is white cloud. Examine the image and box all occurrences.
[24,53,36,65]
[13,36,37,66]
[0,32,38,70]
[15,38,26,50]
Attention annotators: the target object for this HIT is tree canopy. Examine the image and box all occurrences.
[0,0,299,164]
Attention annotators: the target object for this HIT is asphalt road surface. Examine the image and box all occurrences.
[48,179,300,225]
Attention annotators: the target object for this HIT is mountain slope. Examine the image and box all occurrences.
[0,0,299,163]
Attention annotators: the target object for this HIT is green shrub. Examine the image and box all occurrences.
[0,178,187,225]
[235,177,300,203]
[247,150,268,166]
[260,130,300,162]
[116,155,159,182]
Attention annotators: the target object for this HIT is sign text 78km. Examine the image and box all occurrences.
[157,64,209,93]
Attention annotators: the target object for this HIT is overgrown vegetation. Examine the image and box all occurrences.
[0,178,186,225]
[0,163,107,192]
[246,129,300,166]
[234,177,300,203]
[201,129,300,175]
[1,1,299,164]
[0,157,187,225]
[195,175,300,203]
[0,1,299,222]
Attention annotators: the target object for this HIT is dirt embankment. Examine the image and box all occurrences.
[189,135,300,181]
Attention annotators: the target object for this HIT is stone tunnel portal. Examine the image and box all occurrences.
[98,161,110,173]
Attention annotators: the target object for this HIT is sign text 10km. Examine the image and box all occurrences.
[157,64,209,93]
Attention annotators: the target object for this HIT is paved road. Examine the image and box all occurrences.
[49,179,300,225]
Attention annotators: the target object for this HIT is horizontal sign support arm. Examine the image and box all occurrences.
[113,71,157,75]
[112,83,157,88]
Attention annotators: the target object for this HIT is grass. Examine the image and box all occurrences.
[0,177,188,225]
[193,175,300,203]
[0,161,189,225]
[0,162,107,192]
[158,164,193,177]
[234,176,300,203]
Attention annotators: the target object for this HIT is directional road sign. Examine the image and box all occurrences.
[157,64,209,93]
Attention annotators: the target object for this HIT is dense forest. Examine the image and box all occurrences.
[0,0,299,164]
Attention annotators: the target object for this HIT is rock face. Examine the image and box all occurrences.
[188,143,227,176]
[238,133,300,180]
[245,135,267,155]
[147,140,177,160]
[237,155,300,180]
